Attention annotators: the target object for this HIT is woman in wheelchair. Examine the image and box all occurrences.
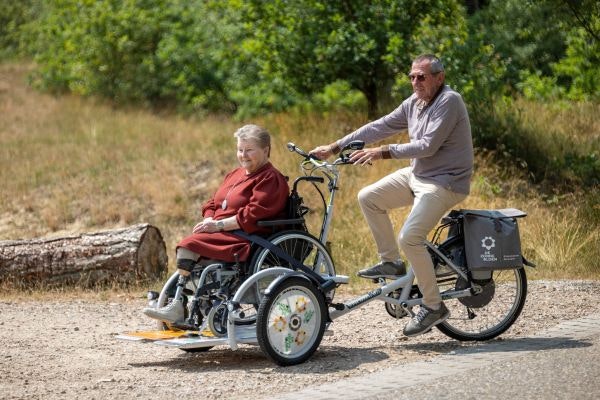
[143,124,289,324]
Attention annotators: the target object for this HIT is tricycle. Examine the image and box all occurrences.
[118,141,534,366]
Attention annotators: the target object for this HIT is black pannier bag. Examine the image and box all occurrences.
[462,208,527,270]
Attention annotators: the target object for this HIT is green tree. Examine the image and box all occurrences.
[27,0,193,104]
[469,0,599,100]
[218,0,469,118]
[0,0,39,59]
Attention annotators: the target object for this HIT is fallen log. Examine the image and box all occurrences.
[0,224,168,287]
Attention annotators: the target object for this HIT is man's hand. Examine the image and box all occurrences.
[349,148,382,165]
[309,145,333,160]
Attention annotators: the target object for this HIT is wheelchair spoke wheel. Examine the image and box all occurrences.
[207,303,228,337]
[256,277,327,366]
[250,230,336,301]
[156,270,204,330]
[437,268,527,341]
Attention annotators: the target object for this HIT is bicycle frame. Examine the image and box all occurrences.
[281,143,475,319]
[328,241,471,320]
[294,151,343,245]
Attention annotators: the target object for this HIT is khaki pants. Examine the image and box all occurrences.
[358,167,467,307]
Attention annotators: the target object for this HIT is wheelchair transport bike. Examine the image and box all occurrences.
[118,141,535,366]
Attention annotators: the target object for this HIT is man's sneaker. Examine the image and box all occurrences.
[357,260,406,279]
[143,299,185,323]
[403,302,450,337]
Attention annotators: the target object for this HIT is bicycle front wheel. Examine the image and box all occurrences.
[437,267,527,341]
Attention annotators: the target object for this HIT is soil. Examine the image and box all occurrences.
[1,280,598,400]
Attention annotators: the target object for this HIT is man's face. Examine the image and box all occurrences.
[409,60,445,102]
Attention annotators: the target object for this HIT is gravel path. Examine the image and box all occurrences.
[1,280,598,400]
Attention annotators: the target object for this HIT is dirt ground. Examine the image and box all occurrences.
[1,280,599,400]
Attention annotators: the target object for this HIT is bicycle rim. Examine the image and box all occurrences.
[437,268,527,341]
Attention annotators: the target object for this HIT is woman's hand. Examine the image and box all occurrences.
[349,147,381,165]
[192,217,218,233]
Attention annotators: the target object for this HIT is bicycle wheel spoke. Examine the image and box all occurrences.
[439,268,527,340]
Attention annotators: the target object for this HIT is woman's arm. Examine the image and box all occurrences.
[235,171,289,233]
[192,215,240,234]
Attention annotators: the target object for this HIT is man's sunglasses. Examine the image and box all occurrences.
[408,73,428,82]
[408,72,440,82]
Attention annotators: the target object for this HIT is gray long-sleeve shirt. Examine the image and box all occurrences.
[336,85,474,194]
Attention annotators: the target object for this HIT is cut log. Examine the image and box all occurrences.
[0,224,168,287]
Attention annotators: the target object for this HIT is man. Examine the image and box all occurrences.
[310,54,473,336]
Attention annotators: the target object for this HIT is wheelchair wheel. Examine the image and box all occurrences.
[249,230,336,301]
[155,268,256,335]
[256,276,327,366]
[155,270,204,330]
[207,302,228,337]
[153,270,214,352]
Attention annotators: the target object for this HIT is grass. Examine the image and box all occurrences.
[0,62,598,297]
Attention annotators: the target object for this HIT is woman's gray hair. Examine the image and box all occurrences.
[233,124,271,155]
[413,54,445,74]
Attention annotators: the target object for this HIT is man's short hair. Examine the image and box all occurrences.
[413,54,445,74]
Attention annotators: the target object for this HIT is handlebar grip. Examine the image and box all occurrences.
[287,142,319,160]
[297,176,325,183]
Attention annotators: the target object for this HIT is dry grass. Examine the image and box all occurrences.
[0,62,598,295]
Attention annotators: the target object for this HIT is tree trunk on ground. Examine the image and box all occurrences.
[0,224,168,287]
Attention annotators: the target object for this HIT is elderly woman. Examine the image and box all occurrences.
[144,124,289,323]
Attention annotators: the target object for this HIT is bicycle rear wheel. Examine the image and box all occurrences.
[437,267,527,341]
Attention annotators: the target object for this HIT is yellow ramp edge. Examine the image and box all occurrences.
[119,329,215,341]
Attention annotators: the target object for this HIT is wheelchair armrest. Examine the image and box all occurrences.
[257,218,305,227]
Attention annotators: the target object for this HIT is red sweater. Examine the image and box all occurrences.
[177,162,289,262]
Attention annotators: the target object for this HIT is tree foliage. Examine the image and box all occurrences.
[215,0,469,117]
[472,0,599,101]
[1,0,598,186]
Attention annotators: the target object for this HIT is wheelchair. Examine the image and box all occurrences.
[140,143,354,365]
[150,208,335,339]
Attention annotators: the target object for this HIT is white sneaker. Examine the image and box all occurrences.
[143,299,185,323]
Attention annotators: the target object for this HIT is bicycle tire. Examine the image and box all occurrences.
[437,267,527,341]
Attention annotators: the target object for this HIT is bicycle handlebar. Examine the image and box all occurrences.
[287,141,365,167]
[287,142,318,160]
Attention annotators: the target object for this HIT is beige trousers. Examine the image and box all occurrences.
[358,167,467,307]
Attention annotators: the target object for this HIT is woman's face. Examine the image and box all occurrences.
[237,138,269,174]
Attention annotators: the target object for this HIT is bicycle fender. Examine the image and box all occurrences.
[264,272,312,297]
[522,255,537,268]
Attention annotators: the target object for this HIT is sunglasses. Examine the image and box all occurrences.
[408,73,428,82]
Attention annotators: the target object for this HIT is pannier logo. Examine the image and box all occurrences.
[480,236,498,262]
[481,236,496,251]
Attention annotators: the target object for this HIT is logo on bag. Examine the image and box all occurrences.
[481,236,496,251]
[480,236,498,262]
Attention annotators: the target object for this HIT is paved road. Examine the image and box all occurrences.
[266,314,600,400]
